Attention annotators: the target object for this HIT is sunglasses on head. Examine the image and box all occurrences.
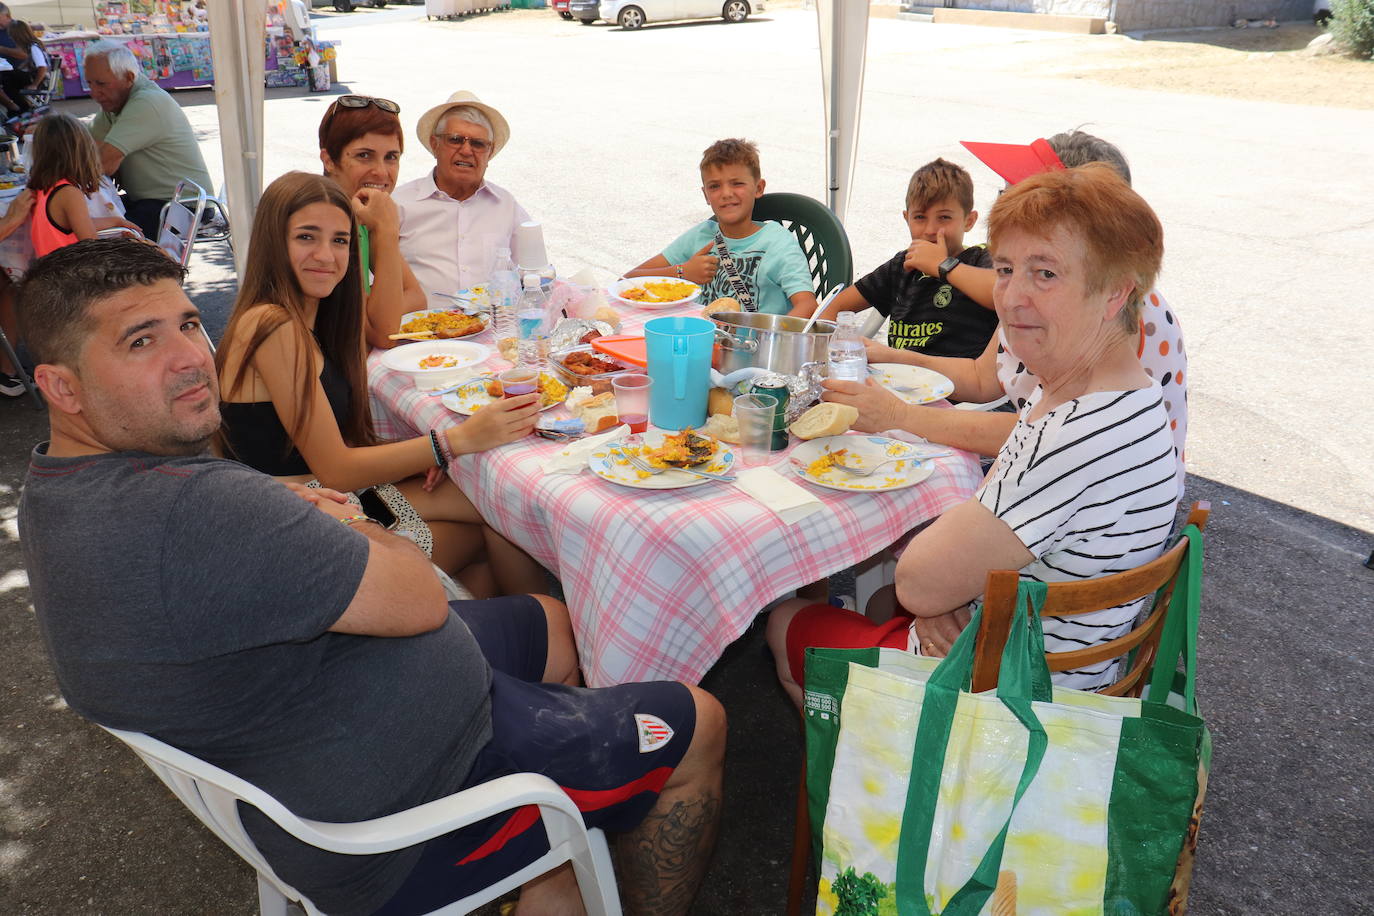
[334,95,401,114]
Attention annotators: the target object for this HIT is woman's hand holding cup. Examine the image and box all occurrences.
[446,392,541,454]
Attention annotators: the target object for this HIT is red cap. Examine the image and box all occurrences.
[960,138,1066,185]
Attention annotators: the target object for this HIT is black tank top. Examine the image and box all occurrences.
[221,349,353,477]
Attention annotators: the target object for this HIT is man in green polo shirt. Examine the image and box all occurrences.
[83,40,213,239]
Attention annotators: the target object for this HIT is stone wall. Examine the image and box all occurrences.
[934,0,1314,29]
[1110,0,1312,30]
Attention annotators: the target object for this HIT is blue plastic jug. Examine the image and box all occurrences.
[644,316,714,431]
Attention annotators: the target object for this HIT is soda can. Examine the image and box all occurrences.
[750,374,791,451]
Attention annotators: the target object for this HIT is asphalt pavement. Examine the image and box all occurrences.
[2,7,1372,913]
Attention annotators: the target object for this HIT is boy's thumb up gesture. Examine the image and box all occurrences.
[903,227,949,277]
[682,241,720,285]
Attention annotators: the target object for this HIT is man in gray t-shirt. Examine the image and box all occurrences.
[17,240,724,916]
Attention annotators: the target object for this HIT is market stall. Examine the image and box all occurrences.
[34,1,337,99]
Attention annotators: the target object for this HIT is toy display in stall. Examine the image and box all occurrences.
[96,1,209,35]
[42,0,335,98]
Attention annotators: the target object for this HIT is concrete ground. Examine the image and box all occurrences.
[3,5,1372,913]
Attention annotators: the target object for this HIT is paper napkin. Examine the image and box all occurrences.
[540,425,630,475]
[733,466,825,525]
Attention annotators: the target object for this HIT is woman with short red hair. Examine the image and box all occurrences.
[318,94,426,349]
[768,163,1182,699]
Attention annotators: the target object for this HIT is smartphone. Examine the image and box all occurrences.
[356,488,399,530]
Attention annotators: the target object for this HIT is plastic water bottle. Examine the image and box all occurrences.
[490,247,520,344]
[827,310,868,382]
[516,275,552,373]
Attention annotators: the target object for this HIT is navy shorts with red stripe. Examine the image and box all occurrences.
[373,596,695,916]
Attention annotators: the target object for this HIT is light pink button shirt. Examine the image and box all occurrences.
[392,170,531,307]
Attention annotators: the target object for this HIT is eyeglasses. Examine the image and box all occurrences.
[436,134,492,153]
[335,95,401,114]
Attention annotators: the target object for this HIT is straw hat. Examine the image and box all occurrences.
[415,90,510,157]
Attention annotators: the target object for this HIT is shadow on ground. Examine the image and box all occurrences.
[2,362,1370,912]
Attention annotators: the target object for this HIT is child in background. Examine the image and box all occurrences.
[27,114,139,257]
[814,157,997,359]
[8,21,48,103]
[625,138,818,317]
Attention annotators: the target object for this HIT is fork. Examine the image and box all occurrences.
[827,448,952,477]
[615,447,736,482]
[869,366,919,394]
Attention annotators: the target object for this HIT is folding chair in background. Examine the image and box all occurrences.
[156,178,218,353]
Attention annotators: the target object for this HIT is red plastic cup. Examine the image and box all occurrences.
[612,374,652,434]
[499,367,538,399]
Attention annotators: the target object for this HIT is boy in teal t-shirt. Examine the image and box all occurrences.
[626,138,818,317]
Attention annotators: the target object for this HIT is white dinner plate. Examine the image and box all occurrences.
[440,374,568,415]
[588,431,735,490]
[869,363,955,405]
[789,435,937,492]
[398,308,490,340]
[378,340,492,391]
[608,276,702,311]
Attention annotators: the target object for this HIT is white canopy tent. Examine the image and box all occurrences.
[206,0,266,279]
[815,0,869,224]
[201,1,867,281]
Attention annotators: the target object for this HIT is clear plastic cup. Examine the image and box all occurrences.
[498,367,539,399]
[612,373,652,434]
[733,393,777,467]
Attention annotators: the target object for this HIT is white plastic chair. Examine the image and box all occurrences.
[100,726,623,916]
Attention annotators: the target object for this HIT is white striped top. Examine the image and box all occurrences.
[976,381,1181,690]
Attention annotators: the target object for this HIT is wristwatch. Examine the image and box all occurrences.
[937,256,961,283]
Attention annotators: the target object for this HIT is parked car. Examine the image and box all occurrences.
[570,0,761,29]
[552,0,573,17]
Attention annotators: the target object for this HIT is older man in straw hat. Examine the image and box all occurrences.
[393,90,529,307]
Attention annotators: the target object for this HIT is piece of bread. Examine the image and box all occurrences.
[707,387,735,417]
[700,413,741,444]
[789,402,859,440]
[702,297,740,318]
[592,305,622,331]
[571,391,620,433]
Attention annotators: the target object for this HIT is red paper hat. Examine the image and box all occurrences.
[960,138,1066,185]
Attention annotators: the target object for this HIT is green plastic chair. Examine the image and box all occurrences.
[750,192,854,300]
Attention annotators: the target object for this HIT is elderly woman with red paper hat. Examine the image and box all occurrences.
[391,90,527,308]
[825,130,1188,498]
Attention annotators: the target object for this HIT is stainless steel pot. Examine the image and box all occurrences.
[710,311,837,376]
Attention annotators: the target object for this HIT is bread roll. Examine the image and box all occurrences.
[700,413,741,444]
[702,297,740,318]
[789,403,859,440]
[707,387,735,417]
[571,391,619,433]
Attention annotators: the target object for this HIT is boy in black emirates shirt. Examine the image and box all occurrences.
[817,158,996,359]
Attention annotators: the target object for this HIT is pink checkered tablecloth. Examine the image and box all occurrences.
[368,307,983,687]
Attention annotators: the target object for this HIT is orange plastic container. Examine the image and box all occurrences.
[591,335,648,367]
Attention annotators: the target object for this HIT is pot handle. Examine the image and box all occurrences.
[713,327,758,353]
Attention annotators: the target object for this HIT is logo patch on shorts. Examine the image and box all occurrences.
[635,714,674,753]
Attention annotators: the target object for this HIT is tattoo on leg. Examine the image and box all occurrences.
[617,793,720,916]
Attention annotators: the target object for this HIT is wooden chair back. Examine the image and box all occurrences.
[971,501,1210,696]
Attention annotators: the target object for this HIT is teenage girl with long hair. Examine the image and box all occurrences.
[216,171,543,597]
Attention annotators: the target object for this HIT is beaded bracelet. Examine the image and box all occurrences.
[338,515,378,528]
[435,428,454,465]
[427,428,446,468]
